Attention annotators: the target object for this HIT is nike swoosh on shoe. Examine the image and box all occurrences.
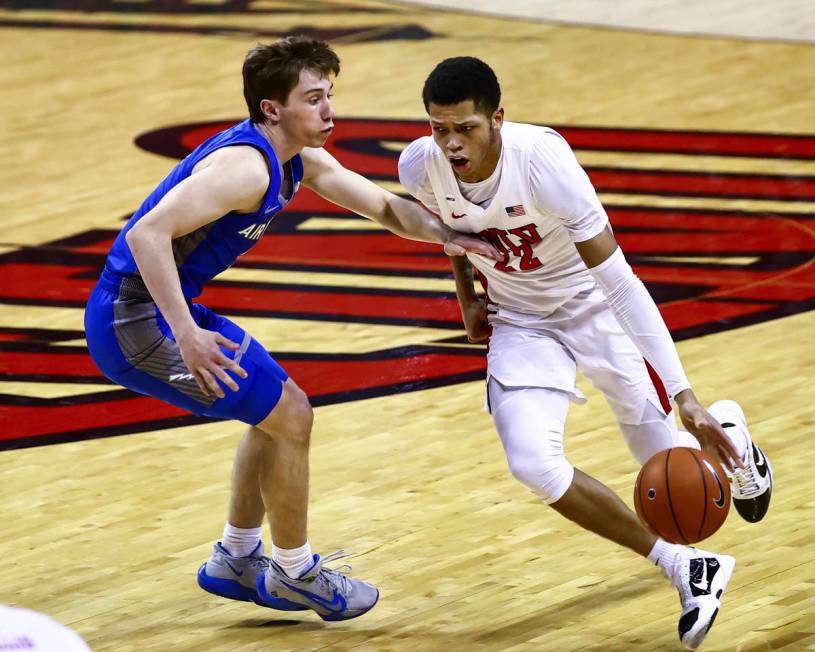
[280,580,348,613]
[224,561,244,577]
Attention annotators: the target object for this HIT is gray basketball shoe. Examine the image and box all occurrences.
[197,542,307,611]
[673,549,735,650]
[709,400,773,522]
[256,553,380,621]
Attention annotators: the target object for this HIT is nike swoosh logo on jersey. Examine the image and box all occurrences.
[280,579,347,613]
[452,212,467,219]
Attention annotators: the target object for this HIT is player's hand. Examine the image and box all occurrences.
[675,389,742,472]
[175,325,248,398]
[461,298,491,343]
[443,233,501,260]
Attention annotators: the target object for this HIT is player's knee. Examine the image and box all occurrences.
[506,450,574,504]
[283,385,313,444]
[255,381,313,445]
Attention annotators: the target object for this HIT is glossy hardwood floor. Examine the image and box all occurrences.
[0,1,813,650]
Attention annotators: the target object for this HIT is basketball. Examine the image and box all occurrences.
[634,447,731,544]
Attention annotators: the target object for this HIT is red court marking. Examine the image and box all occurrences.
[0,351,101,377]
[658,301,776,331]
[586,169,815,200]
[0,397,188,442]
[3,117,814,447]
[0,333,29,342]
[198,285,462,321]
[557,127,815,159]
[0,351,487,441]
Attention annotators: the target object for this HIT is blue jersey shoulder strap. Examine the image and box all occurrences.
[103,119,304,299]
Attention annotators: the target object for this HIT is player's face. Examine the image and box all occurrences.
[277,69,335,147]
[427,100,504,183]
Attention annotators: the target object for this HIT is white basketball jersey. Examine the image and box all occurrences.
[399,122,610,319]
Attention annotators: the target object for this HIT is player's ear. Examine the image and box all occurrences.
[492,107,504,130]
[260,98,282,124]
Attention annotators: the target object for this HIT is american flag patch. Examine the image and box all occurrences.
[505,204,526,217]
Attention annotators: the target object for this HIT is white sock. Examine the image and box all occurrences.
[221,523,262,558]
[647,538,690,581]
[273,540,314,579]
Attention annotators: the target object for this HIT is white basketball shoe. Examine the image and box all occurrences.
[671,548,736,650]
[708,400,773,522]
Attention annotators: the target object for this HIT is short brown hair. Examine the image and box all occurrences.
[243,36,341,122]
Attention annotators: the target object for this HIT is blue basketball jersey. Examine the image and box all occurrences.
[104,119,303,299]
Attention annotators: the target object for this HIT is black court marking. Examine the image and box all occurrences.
[0,0,395,14]
[0,18,436,42]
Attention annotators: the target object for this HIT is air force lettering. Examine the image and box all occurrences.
[398,122,609,319]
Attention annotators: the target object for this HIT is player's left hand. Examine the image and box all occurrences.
[675,389,743,472]
[443,233,501,260]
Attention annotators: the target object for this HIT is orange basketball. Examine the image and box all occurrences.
[634,447,731,544]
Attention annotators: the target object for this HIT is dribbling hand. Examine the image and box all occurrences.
[176,325,248,398]
[676,389,743,472]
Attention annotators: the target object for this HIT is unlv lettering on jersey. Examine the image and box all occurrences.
[480,224,544,272]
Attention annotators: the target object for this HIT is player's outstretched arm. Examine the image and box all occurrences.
[125,147,262,397]
[300,147,499,260]
[575,228,741,468]
[449,255,490,343]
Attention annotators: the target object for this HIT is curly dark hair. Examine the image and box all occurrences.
[422,56,501,117]
[243,36,340,122]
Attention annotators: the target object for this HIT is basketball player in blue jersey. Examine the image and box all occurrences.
[399,57,773,649]
[84,37,499,622]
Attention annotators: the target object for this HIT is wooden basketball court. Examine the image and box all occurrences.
[1,1,813,649]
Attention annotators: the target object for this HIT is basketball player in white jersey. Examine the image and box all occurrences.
[398,57,773,650]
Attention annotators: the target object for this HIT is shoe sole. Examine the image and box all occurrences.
[256,575,379,621]
[197,564,308,611]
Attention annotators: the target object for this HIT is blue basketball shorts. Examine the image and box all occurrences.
[84,273,288,425]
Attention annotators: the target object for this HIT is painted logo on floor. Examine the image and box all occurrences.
[1,118,813,448]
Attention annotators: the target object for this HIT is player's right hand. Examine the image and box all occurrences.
[443,233,501,261]
[676,390,742,473]
[461,299,490,343]
[175,326,248,398]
